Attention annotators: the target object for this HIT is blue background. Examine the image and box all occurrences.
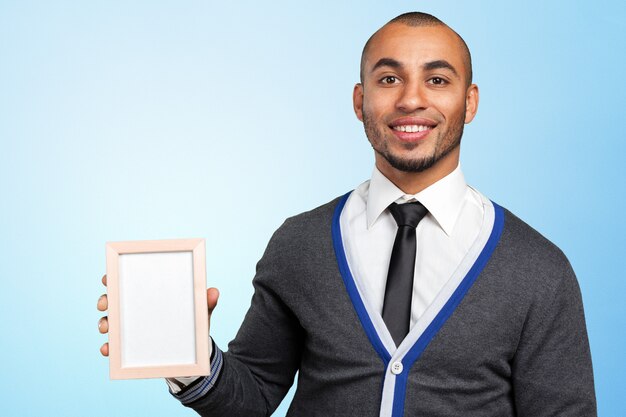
[1,1,624,415]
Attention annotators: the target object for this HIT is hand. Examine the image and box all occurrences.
[97,274,220,357]
[97,274,109,356]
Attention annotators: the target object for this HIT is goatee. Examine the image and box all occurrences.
[362,109,464,173]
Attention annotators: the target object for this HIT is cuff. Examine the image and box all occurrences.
[166,339,214,394]
[169,340,224,405]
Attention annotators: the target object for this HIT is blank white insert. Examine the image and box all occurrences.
[118,251,196,368]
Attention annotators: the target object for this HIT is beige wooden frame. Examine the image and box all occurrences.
[105,238,210,379]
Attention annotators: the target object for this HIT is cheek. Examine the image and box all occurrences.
[426,86,466,115]
[363,86,399,111]
[438,96,467,121]
[363,97,394,122]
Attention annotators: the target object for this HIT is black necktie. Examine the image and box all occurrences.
[382,201,428,347]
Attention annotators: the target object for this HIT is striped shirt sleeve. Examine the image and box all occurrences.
[167,339,224,405]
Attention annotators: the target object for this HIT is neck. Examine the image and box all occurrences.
[375,149,460,194]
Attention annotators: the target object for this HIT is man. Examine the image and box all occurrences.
[98,12,596,416]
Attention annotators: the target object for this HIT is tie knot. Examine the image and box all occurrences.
[388,201,428,228]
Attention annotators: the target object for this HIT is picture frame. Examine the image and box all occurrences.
[105,238,210,379]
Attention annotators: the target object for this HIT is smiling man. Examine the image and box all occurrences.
[354,17,477,194]
[99,11,596,417]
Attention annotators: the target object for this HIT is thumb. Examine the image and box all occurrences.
[207,287,220,316]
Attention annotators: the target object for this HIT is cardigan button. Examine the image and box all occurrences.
[391,362,403,375]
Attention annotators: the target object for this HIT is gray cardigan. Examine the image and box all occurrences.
[172,194,596,416]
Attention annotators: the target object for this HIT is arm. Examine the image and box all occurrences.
[97,221,303,416]
[511,260,597,416]
[171,220,304,416]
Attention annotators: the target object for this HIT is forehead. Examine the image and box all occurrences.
[364,24,466,73]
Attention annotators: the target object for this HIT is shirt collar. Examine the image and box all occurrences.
[366,164,468,236]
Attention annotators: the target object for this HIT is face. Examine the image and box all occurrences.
[353,23,478,176]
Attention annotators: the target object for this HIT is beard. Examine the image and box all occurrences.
[362,109,465,173]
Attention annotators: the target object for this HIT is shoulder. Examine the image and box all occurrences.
[499,206,569,266]
[258,194,346,263]
[270,194,345,244]
[252,194,346,288]
[493,204,577,295]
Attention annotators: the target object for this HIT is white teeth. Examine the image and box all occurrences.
[393,125,431,133]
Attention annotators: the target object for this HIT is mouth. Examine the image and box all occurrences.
[389,117,437,141]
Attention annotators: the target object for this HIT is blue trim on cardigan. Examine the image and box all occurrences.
[331,192,392,365]
[390,201,505,417]
[332,194,505,417]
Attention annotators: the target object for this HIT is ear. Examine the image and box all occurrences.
[353,83,364,122]
[464,84,479,124]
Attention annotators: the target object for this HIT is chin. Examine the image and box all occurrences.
[379,151,438,173]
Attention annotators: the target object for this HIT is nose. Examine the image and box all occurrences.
[396,80,428,113]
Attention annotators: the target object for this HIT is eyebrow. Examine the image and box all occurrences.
[371,57,403,73]
[370,57,461,79]
[423,60,460,79]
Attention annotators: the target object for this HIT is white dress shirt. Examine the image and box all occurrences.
[339,164,484,328]
[168,164,484,393]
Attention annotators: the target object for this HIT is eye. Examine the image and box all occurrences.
[380,76,399,85]
[428,77,447,86]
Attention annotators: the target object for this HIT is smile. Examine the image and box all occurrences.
[392,125,433,133]
[388,117,437,142]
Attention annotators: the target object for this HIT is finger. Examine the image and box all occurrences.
[100,342,109,357]
[97,294,108,311]
[98,316,109,334]
[102,274,107,287]
[207,287,219,315]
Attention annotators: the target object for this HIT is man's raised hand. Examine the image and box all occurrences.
[97,274,219,357]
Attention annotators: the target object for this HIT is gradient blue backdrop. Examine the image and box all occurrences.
[1,1,624,416]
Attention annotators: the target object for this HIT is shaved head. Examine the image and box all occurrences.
[360,12,473,87]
